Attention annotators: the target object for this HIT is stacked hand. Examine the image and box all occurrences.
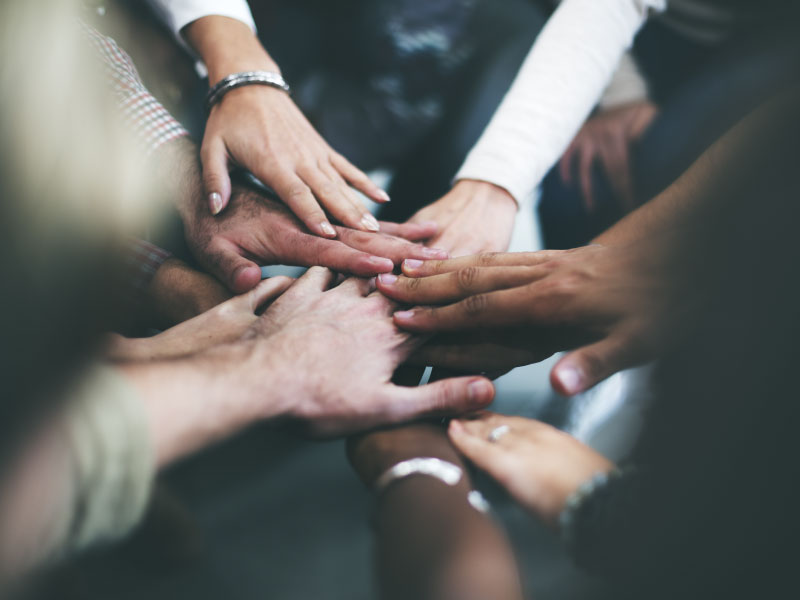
[202,85,391,236]
[407,180,518,257]
[377,244,678,395]
[448,412,613,527]
[183,186,448,293]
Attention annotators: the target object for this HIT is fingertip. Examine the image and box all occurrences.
[393,310,416,323]
[360,213,381,233]
[374,188,391,203]
[550,363,585,396]
[231,264,262,294]
[367,256,394,273]
[319,222,337,238]
[377,273,397,286]
[209,192,224,215]
[468,378,495,406]
[402,258,425,274]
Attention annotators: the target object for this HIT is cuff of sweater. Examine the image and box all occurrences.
[454,161,533,209]
[62,364,155,555]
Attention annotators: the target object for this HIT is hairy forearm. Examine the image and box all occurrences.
[183,16,279,84]
[118,342,282,468]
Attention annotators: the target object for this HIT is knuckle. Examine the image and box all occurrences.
[286,183,311,201]
[404,276,422,292]
[476,252,499,267]
[456,266,479,291]
[463,293,488,316]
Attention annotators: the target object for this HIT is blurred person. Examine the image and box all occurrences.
[378,86,799,395]
[541,0,800,248]
[0,4,497,591]
[441,92,800,600]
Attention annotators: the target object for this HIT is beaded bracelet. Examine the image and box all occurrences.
[206,71,290,111]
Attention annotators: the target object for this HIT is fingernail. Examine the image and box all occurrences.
[368,256,394,271]
[209,192,223,215]
[422,247,449,259]
[555,366,583,395]
[394,310,415,320]
[320,222,336,237]
[403,259,424,270]
[361,213,380,232]
[377,189,391,202]
[468,379,493,402]
[378,273,397,285]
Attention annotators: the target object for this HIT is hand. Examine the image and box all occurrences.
[245,267,496,437]
[448,412,613,527]
[143,257,233,329]
[407,180,517,257]
[183,186,447,293]
[378,244,681,395]
[560,101,658,211]
[202,85,390,235]
[107,276,293,361]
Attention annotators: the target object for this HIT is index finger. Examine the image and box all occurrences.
[401,251,564,278]
[392,285,544,332]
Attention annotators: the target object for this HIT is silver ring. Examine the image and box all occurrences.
[488,424,510,443]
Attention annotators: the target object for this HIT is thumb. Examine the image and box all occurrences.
[383,376,495,423]
[204,240,263,294]
[550,335,635,396]
[246,275,294,312]
[201,139,232,215]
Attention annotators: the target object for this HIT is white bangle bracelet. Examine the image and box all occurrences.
[374,457,463,495]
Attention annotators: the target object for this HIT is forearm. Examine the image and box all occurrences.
[348,425,524,600]
[183,15,279,84]
[144,257,232,328]
[118,342,282,468]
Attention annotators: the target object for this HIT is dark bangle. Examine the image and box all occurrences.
[206,71,290,111]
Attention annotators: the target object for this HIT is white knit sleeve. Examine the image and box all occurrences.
[146,0,256,37]
[455,0,666,204]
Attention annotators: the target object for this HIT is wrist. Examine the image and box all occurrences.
[347,423,465,488]
[454,179,518,211]
[184,16,279,86]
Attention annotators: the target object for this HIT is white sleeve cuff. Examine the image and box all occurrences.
[147,0,256,38]
[599,52,650,109]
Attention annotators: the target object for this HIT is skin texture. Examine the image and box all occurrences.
[142,257,232,329]
[448,412,613,527]
[347,424,524,600]
[123,267,496,466]
[560,101,658,211]
[407,180,518,257]
[108,276,294,361]
[185,16,389,235]
[378,243,683,396]
[182,184,447,294]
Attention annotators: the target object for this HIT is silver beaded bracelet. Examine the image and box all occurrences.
[206,70,290,111]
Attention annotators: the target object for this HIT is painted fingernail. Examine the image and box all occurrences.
[394,310,416,320]
[361,213,380,232]
[209,193,223,215]
[378,273,397,285]
[376,189,391,202]
[468,379,493,402]
[403,259,424,270]
[555,366,583,395]
[320,222,336,237]
[368,256,394,271]
[422,247,449,259]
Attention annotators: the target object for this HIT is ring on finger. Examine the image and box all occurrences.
[488,424,510,443]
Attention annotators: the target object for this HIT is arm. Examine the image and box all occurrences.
[407,0,665,256]
[179,14,390,235]
[348,425,524,600]
[456,0,665,205]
